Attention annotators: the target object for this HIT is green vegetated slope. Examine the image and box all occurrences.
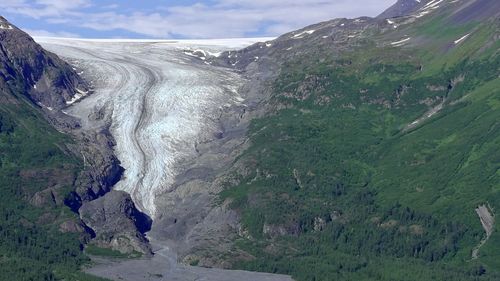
[221,16,500,281]
[0,99,106,280]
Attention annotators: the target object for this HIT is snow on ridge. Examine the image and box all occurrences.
[0,24,14,30]
[422,0,445,9]
[413,0,446,18]
[0,18,14,30]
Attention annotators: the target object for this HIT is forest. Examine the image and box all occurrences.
[0,101,106,281]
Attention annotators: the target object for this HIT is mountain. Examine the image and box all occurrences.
[194,0,499,280]
[0,17,99,280]
[0,0,499,280]
[0,16,88,109]
[0,16,151,280]
[379,0,500,20]
[377,0,430,19]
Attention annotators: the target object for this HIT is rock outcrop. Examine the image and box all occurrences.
[80,191,152,255]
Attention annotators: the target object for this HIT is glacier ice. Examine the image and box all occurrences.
[35,37,262,217]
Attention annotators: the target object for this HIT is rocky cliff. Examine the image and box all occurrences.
[0,16,87,109]
[0,16,150,255]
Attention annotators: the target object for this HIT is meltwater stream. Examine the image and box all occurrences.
[36,37,292,281]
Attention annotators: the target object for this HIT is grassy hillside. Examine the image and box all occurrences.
[221,19,500,280]
[0,99,106,280]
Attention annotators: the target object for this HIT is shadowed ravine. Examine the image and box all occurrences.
[36,37,292,281]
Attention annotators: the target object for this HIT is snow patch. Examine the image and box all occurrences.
[454,33,471,44]
[66,88,89,105]
[422,0,444,9]
[37,102,53,111]
[0,24,14,30]
[292,29,315,39]
[183,48,222,60]
[413,0,444,18]
[391,37,411,46]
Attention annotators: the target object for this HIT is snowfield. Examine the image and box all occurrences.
[35,37,264,217]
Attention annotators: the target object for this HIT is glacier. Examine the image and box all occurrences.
[34,36,292,281]
[35,37,265,218]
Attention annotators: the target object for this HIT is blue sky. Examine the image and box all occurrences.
[0,0,397,39]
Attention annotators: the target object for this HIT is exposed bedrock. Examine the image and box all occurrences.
[80,190,152,255]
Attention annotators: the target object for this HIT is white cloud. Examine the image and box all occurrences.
[0,0,397,38]
[0,0,90,18]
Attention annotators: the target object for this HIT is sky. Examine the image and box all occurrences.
[0,0,397,39]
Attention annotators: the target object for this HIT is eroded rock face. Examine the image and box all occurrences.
[0,16,88,109]
[79,191,152,255]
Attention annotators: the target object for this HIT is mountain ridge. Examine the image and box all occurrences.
[189,0,500,279]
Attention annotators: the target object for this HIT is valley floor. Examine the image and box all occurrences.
[86,240,292,281]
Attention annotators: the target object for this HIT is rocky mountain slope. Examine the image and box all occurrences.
[0,16,152,279]
[174,0,499,279]
[0,16,87,109]
[43,1,496,280]
[215,1,498,281]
